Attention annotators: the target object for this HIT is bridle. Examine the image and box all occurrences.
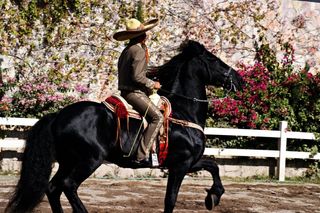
[223,67,237,93]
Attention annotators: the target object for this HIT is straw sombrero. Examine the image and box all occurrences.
[113,18,159,41]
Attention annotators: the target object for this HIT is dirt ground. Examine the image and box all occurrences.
[0,176,319,213]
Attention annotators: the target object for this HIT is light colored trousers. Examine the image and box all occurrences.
[121,90,164,160]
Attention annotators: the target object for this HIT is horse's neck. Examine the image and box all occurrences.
[168,80,208,127]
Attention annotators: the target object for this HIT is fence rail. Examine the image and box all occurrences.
[1,117,319,181]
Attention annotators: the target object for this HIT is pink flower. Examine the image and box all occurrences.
[250,111,257,120]
[75,84,89,94]
[263,117,270,123]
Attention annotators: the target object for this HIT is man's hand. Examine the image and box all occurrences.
[154,81,161,89]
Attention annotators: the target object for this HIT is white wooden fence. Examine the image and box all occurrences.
[0,117,319,181]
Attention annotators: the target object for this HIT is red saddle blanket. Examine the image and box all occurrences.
[105,96,128,119]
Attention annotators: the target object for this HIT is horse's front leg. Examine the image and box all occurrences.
[164,163,190,213]
[188,157,225,210]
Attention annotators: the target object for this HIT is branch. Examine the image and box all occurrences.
[4,54,33,71]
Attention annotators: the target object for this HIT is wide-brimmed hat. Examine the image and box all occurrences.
[113,18,159,41]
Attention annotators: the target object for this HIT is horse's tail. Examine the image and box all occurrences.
[5,113,57,213]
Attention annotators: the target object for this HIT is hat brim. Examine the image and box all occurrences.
[113,19,159,41]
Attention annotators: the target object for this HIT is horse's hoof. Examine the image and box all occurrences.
[205,194,219,210]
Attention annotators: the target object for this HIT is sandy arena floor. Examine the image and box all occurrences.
[0,176,319,213]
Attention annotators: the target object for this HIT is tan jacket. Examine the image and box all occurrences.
[118,44,154,93]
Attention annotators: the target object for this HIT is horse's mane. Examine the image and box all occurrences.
[154,40,207,84]
[179,40,206,59]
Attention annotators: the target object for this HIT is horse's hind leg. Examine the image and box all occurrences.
[188,157,224,210]
[62,157,103,213]
[46,166,66,213]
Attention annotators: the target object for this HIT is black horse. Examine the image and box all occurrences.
[6,40,243,213]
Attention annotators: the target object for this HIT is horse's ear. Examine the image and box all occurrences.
[180,40,204,58]
[179,38,190,52]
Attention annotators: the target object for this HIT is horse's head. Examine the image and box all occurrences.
[155,40,244,104]
[155,40,244,124]
[178,40,244,92]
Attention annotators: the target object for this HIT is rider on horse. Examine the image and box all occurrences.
[113,18,163,166]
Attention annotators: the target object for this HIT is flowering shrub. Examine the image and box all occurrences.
[211,62,274,129]
[0,72,88,118]
[208,40,320,151]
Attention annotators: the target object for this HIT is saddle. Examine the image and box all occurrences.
[102,94,172,166]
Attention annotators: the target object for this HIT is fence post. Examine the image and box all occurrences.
[277,121,288,181]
